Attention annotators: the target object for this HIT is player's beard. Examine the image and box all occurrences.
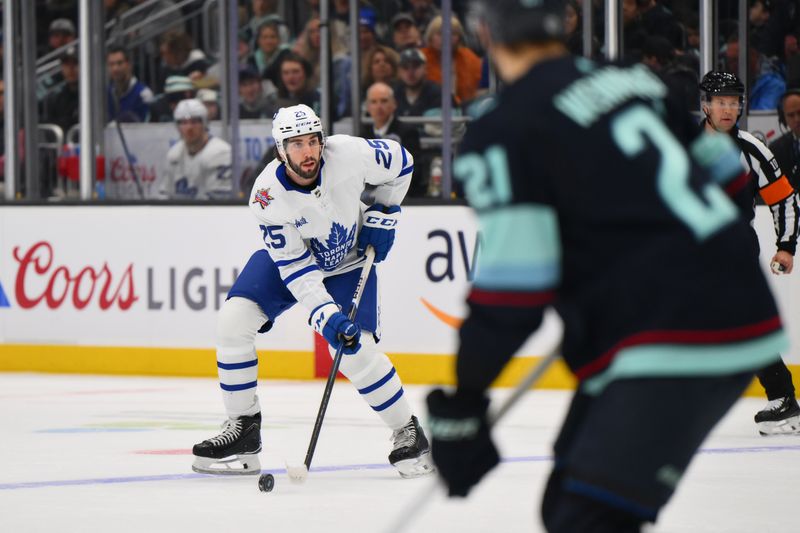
[287,156,320,181]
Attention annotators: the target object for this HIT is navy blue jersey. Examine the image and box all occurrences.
[454,56,785,395]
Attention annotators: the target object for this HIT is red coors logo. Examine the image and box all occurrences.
[13,241,137,310]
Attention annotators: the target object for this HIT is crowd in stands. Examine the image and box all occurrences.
[8,0,800,199]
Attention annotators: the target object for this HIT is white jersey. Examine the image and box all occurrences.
[160,136,233,200]
[248,134,413,313]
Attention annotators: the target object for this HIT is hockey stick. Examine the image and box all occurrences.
[384,350,560,533]
[111,95,145,199]
[286,246,377,483]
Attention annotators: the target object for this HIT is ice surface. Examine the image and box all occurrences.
[1,373,798,532]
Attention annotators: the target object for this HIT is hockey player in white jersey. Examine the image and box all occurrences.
[192,104,434,479]
[159,98,233,200]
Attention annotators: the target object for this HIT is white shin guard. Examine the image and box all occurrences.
[216,297,268,418]
[332,336,413,430]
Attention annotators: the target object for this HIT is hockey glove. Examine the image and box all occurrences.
[310,302,361,355]
[426,388,499,497]
[357,204,400,263]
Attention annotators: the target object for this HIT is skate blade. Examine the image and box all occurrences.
[757,415,800,436]
[192,453,262,475]
[393,451,436,479]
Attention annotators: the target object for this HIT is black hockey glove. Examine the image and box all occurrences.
[426,388,499,497]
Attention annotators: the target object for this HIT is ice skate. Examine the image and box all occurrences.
[755,397,800,436]
[389,415,436,478]
[192,413,262,475]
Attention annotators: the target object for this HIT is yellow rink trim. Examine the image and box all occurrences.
[0,344,797,396]
[0,345,315,380]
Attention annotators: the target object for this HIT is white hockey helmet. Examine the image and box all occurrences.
[174,98,208,126]
[271,104,324,160]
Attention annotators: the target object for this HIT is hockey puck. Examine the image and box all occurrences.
[258,473,275,493]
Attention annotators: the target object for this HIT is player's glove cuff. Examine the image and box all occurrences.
[357,204,401,263]
[309,302,340,335]
[309,302,361,355]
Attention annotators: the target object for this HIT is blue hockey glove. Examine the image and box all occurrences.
[426,388,499,497]
[310,303,361,355]
[357,204,400,263]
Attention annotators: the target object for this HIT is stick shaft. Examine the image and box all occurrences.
[383,350,559,533]
[302,248,376,470]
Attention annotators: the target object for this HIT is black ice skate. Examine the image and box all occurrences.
[755,397,800,436]
[389,415,436,478]
[192,413,262,475]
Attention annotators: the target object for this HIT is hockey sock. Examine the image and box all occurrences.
[336,336,413,429]
[216,297,267,418]
[756,358,796,400]
[217,345,261,418]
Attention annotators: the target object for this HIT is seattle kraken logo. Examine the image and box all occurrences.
[309,222,356,271]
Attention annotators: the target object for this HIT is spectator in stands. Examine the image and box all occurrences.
[682,12,700,59]
[421,15,482,105]
[640,36,698,112]
[104,0,133,22]
[239,66,269,119]
[769,88,800,190]
[723,35,785,110]
[240,0,286,51]
[564,0,599,57]
[298,0,349,56]
[622,0,648,60]
[362,45,400,96]
[637,0,684,50]
[41,46,80,137]
[112,0,185,76]
[392,47,442,117]
[248,19,291,89]
[107,44,155,123]
[391,12,423,51]
[204,33,251,89]
[357,6,380,60]
[293,17,352,118]
[408,0,439,33]
[197,88,220,120]
[37,18,76,89]
[160,98,232,200]
[363,81,426,197]
[749,0,787,61]
[46,18,76,54]
[150,75,196,123]
[157,30,210,93]
[264,53,321,117]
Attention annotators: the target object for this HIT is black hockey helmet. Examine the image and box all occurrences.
[468,0,565,45]
[699,71,745,98]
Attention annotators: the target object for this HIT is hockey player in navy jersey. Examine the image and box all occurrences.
[699,71,800,436]
[192,104,434,479]
[425,1,789,531]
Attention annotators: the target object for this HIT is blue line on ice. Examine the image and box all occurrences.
[2,445,799,491]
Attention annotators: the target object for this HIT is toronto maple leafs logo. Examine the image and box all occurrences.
[309,222,357,271]
[252,188,274,209]
[175,177,198,198]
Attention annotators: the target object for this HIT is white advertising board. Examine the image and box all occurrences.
[0,205,795,364]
